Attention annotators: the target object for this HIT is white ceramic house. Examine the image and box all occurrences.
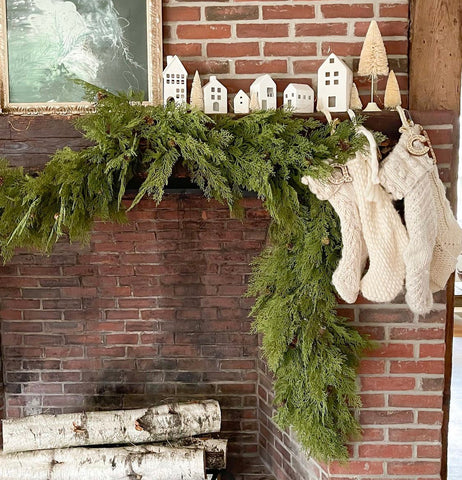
[163,55,188,105]
[233,90,250,114]
[203,76,228,114]
[283,84,314,113]
[317,53,353,112]
[250,74,277,110]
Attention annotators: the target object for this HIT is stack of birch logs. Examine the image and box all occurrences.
[0,399,226,480]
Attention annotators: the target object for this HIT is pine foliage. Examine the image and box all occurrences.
[0,85,379,462]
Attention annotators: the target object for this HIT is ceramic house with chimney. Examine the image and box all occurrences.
[203,76,228,114]
[317,53,353,112]
[283,84,315,113]
[233,90,250,114]
[250,74,277,110]
[162,55,187,105]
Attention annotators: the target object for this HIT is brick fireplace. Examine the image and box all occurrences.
[0,110,458,479]
[0,0,460,478]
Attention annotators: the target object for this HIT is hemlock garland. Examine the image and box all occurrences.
[0,87,383,462]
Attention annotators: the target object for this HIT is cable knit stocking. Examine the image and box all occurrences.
[429,164,462,292]
[379,124,437,314]
[348,128,409,303]
[302,166,367,303]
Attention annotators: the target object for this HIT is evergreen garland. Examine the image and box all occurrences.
[0,86,384,462]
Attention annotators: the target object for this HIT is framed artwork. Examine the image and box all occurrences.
[0,0,162,114]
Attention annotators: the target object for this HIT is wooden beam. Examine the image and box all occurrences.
[409,0,462,113]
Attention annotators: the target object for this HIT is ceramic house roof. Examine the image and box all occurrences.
[250,74,276,89]
[284,83,314,93]
[163,55,187,76]
[235,90,249,99]
[203,76,226,92]
[318,53,350,73]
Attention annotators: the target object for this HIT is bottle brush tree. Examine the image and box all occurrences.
[249,90,260,112]
[358,20,389,111]
[384,70,402,109]
[349,83,363,110]
[190,71,204,111]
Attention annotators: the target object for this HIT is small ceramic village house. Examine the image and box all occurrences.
[162,55,187,105]
[233,90,250,114]
[317,53,353,112]
[283,83,315,113]
[203,76,228,114]
[250,74,277,110]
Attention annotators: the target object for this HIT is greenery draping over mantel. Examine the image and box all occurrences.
[0,87,384,462]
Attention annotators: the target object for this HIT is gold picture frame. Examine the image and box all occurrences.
[0,0,162,115]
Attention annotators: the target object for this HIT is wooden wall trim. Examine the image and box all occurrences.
[409,0,462,113]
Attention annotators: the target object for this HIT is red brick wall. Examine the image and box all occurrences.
[163,0,410,107]
[0,196,270,478]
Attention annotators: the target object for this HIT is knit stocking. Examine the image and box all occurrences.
[302,167,367,303]
[348,128,409,303]
[379,124,437,314]
[429,165,462,292]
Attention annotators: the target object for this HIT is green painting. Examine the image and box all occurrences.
[6,0,148,103]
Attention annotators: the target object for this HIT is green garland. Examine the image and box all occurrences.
[0,86,381,462]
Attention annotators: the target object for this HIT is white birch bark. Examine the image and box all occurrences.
[2,400,221,454]
[0,445,206,480]
[173,438,227,470]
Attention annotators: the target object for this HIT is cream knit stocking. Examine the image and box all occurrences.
[302,166,367,303]
[429,165,462,292]
[349,128,409,303]
[379,124,437,314]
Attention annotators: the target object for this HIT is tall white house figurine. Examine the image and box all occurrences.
[250,74,277,110]
[233,90,250,114]
[203,76,228,114]
[317,53,353,112]
[163,55,187,105]
[283,84,314,113]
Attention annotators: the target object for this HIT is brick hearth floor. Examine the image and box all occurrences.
[448,336,462,479]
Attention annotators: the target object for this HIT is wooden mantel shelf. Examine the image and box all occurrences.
[0,110,457,177]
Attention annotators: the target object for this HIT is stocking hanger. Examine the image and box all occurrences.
[396,105,415,129]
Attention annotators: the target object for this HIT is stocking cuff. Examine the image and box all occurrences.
[379,125,434,200]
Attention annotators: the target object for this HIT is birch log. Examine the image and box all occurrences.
[2,400,221,453]
[0,445,206,480]
[172,438,227,470]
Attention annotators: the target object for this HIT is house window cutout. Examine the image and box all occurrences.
[334,80,339,85]
[334,71,339,76]
[329,58,334,63]
[326,80,330,85]
[267,88,274,97]
[326,72,330,77]
[328,96,336,108]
